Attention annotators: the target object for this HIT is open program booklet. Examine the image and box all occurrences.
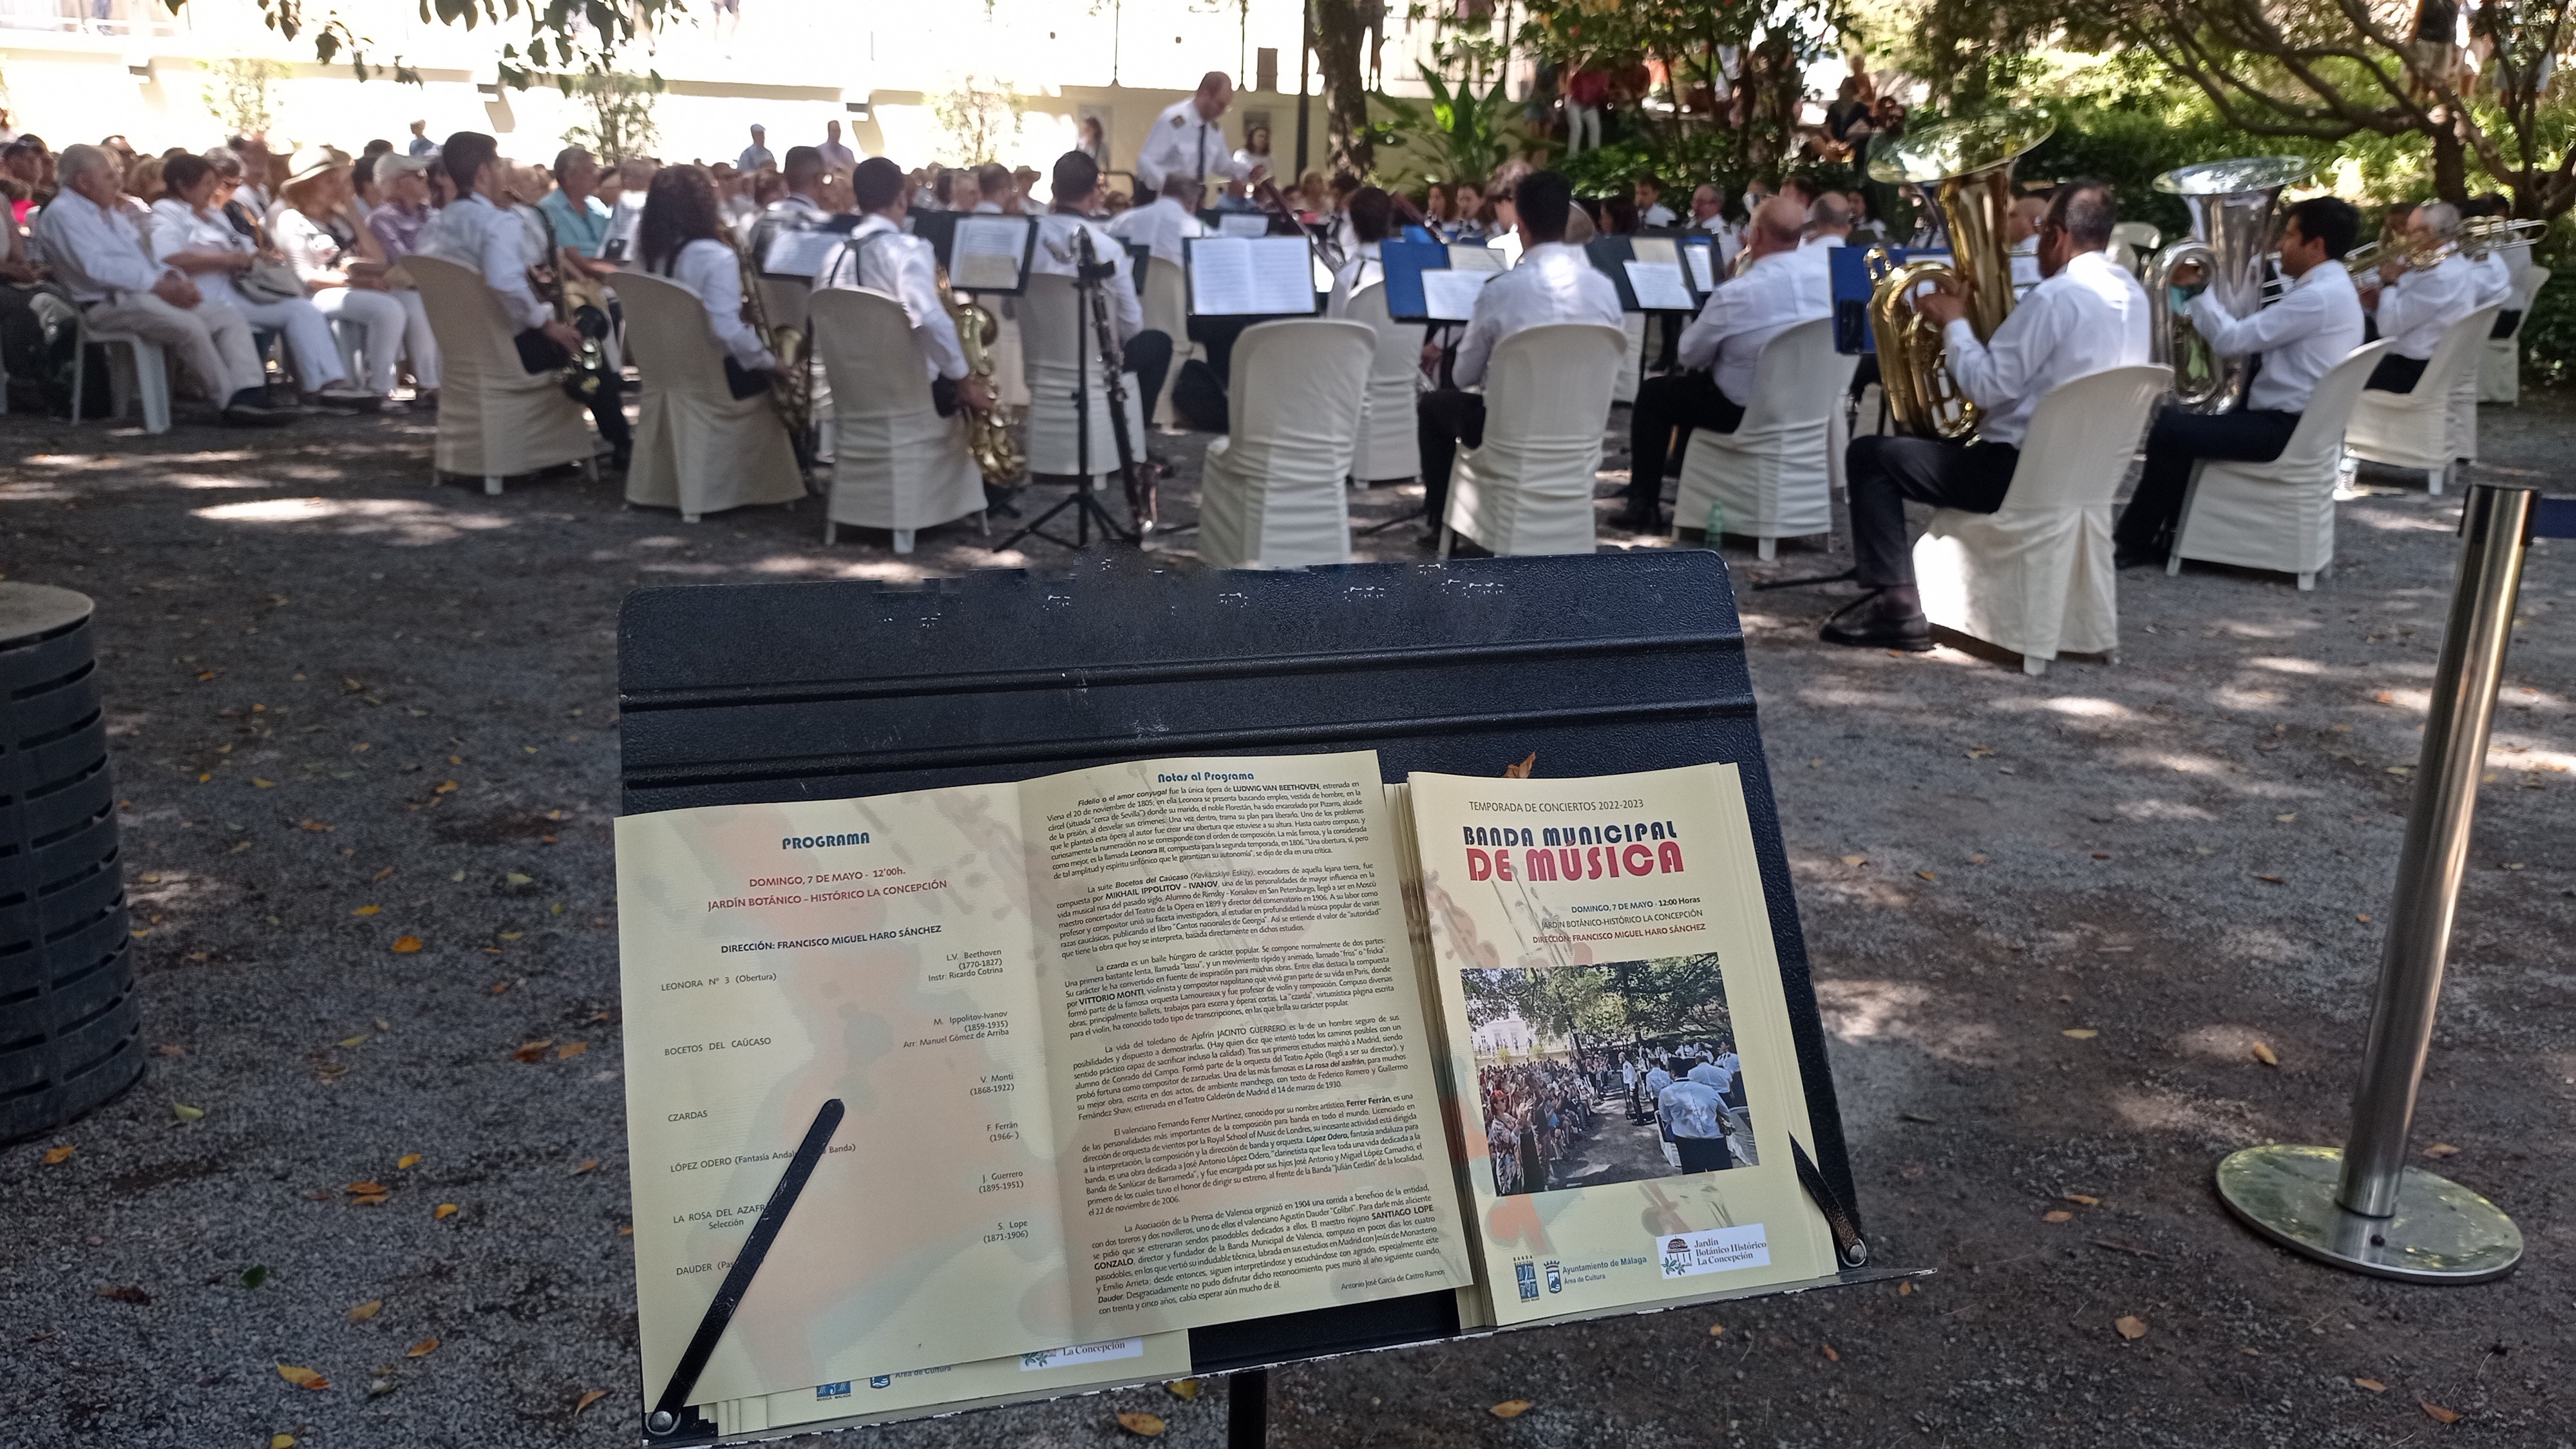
[616,752,1838,1423]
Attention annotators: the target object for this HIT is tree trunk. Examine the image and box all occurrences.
[1311,0,1374,178]
[2427,114,2468,205]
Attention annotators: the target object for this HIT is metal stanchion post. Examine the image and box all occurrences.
[2213,483,2539,1283]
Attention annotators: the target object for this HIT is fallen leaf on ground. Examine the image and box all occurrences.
[346,1180,388,1195]
[348,1193,389,1206]
[1162,1378,1199,1399]
[434,780,459,795]
[391,936,423,954]
[574,1390,609,1415]
[276,1364,330,1390]
[347,1299,382,1323]
[1840,855,1866,866]
[1502,752,1537,779]
[1916,869,1938,882]
[573,1159,599,1175]
[2354,1378,2387,1392]
[372,866,394,881]
[2042,1210,2074,1224]
[1116,1410,1168,1435]
[337,1035,368,1048]
[407,1336,439,1357]
[240,1265,269,1289]
[1898,1282,1913,1296]
[298,819,333,833]
[2061,1192,2101,1206]
[352,905,381,916]
[2253,1042,2280,1066]
[2061,1028,2098,1039]
[1707,1322,1726,1336]
[95,1284,150,1304]
[2425,1142,2460,1159]
[270,1436,295,1448]
[434,1204,458,1220]
[252,778,277,788]
[1488,1400,1532,1419]
[2421,1402,2460,1424]
[2114,1315,2148,1340]
[397,1153,421,1170]
[2256,873,2286,884]
[511,1041,555,1063]
[156,1044,185,1057]
[1819,1343,1841,1361]
[556,1042,587,1060]
[505,871,533,886]
[173,1103,205,1121]
[42,1145,74,1165]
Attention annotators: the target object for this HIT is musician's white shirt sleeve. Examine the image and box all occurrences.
[1938,247,2150,448]
[1323,240,1383,318]
[2188,260,2364,413]
[1135,98,1253,192]
[1451,240,1623,388]
[2468,251,2514,310]
[2374,253,2477,359]
[815,214,967,381]
[450,194,551,331]
[665,237,775,371]
[1675,247,1830,405]
[1030,214,1144,342]
[1106,196,1201,269]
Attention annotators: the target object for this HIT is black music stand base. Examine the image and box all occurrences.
[990,477,1137,553]
[1227,1368,1269,1449]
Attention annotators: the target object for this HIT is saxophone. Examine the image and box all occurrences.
[935,264,1024,487]
[518,193,614,405]
[733,237,815,467]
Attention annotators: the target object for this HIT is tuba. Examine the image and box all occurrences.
[1862,114,2052,439]
[733,238,815,468]
[2144,157,2312,413]
[936,264,1024,488]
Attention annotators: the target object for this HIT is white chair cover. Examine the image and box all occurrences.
[1674,319,1858,555]
[1611,311,1646,404]
[1913,364,2168,674]
[1345,283,1423,483]
[607,270,807,520]
[1198,319,1375,569]
[1443,323,1628,557]
[2172,342,2389,590]
[1137,256,1202,428]
[404,254,598,488]
[1018,272,1148,482]
[810,287,987,549]
[2345,306,2499,491]
[985,305,1032,410]
[2477,267,2546,404]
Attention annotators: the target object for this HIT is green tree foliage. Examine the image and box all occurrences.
[933,76,1025,167]
[1372,64,1517,187]
[162,0,664,91]
[202,57,290,137]
[561,71,661,164]
[1464,958,1733,1056]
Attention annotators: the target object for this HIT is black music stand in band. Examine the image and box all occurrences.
[992,245,1141,553]
[618,551,1897,1448]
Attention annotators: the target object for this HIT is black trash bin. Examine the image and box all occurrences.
[1,583,142,1143]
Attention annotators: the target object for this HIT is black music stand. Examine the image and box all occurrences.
[618,551,1890,1447]
[992,247,1140,553]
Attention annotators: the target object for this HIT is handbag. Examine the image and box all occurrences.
[236,256,307,305]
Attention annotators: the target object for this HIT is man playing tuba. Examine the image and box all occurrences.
[2114,197,2365,571]
[815,158,997,422]
[1828,181,2149,651]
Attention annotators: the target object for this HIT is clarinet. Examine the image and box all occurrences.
[1074,227,1153,535]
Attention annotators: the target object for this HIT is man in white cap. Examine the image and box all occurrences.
[737,124,774,175]
[1135,72,1262,198]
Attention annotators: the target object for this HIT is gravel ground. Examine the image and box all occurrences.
[0,385,2568,1449]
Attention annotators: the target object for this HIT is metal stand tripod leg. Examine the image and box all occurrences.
[2214,483,2534,1283]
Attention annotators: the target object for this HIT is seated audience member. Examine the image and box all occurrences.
[541,147,614,262]
[275,159,408,401]
[1324,185,1396,317]
[1620,196,1828,531]
[2360,201,2477,393]
[152,153,379,411]
[636,164,781,383]
[814,156,994,419]
[599,157,657,263]
[1028,149,1175,433]
[2114,196,2365,569]
[1413,170,1623,545]
[1106,174,1204,269]
[34,143,288,424]
[1827,180,2148,650]
[362,151,442,401]
[973,162,1019,216]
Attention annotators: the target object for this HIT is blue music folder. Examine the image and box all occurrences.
[1379,240,1450,324]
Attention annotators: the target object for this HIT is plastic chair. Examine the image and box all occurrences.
[1135,256,1203,429]
[2170,341,2389,591]
[1673,319,1857,557]
[808,287,988,553]
[1198,319,1374,569]
[1018,272,1147,486]
[2478,268,2548,404]
[403,255,600,493]
[1344,282,1423,484]
[1912,363,2168,676]
[607,270,807,524]
[1440,322,1628,558]
[70,312,172,434]
[2342,306,2499,495]
[1611,311,1646,404]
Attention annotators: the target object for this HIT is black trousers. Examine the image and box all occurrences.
[2114,405,2300,558]
[2366,352,2428,393]
[1417,387,1486,528]
[1625,372,1745,516]
[1674,1135,1733,1173]
[1123,328,1174,430]
[1845,435,2022,589]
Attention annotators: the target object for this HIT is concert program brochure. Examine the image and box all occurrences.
[617,751,1473,1408]
[616,754,1837,1421]
[1404,763,1841,1327]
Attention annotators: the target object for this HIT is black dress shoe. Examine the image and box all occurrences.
[220,401,296,427]
[1611,508,1662,533]
[2114,545,2167,571]
[1819,592,1932,651]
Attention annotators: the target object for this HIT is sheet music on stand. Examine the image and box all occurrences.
[1183,235,1320,317]
[1208,211,1273,239]
[1681,234,1718,295]
[1586,235,1694,314]
[1447,243,1504,274]
[947,214,1039,294]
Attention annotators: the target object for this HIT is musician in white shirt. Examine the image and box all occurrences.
[1030,149,1175,430]
[1620,197,1826,530]
[1323,186,1395,317]
[1415,170,1624,545]
[747,147,833,274]
[815,157,995,419]
[636,164,779,378]
[1829,180,2151,650]
[2360,201,2477,393]
[1135,72,1262,195]
[35,143,286,424]
[2115,196,2366,569]
[1635,175,1678,229]
[1107,175,1204,269]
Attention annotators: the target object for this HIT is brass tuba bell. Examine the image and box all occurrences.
[2144,156,2313,413]
[1862,114,2054,439]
